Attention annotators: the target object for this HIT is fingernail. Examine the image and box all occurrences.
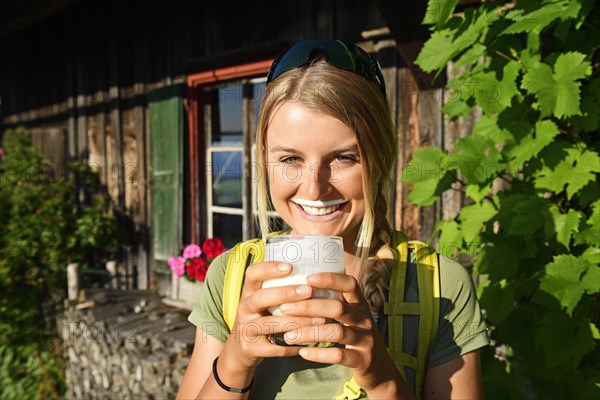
[277,263,291,272]
[280,303,295,312]
[306,274,317,283]
[295,285,311,295]
[299,348,308,357]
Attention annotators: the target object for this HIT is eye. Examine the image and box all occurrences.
[281,156,301,164]
[335,154,358,163]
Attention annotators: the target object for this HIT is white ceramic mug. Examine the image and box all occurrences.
[261,235,345,347]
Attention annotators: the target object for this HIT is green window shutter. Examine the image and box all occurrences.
[149,83,183,265]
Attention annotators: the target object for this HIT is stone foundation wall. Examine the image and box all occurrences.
[58,289,195,399]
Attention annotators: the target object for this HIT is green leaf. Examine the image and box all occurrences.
[468,61,520,115]
[505,119,559,166]
[535,311,595,370]
[546,207,583,249]
[446,135,504,184]
[501,0,581,35]
[416,8,490,73]
[441,97,472,119]
[407,170,455,206]
[459,200,496,244]
[553,52,593,118]
[536,147,600,199]
[479,279,514,325]
[402,147,447,184]
[508,197,548,239]
[522,52,592,118]
[454,43,487,68]
[437,219,463,257]
[465,182,492,203]
[571,78,600,132]
[591,323,600,340]
[472,115,512,144]
[554,52,592,82]
[580,247,600,266]
[423,0,459,27]
[539,255,597,316]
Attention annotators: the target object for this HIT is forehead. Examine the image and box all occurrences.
[266,102,356,147]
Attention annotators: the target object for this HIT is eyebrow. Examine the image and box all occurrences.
[269,144,359,155]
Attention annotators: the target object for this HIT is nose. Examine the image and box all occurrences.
[304,161,333,199]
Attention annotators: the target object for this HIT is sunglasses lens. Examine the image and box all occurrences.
[266,40,385,95]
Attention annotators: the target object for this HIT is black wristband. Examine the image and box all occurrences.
[212,356,254,394]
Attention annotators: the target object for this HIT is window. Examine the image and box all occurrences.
[187,61,286,248]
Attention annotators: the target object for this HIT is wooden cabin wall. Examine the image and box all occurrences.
[0,0,389,296]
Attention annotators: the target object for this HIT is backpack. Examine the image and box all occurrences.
[222,230,440,400]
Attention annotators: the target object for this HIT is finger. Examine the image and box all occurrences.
[240,262,293,295]
[279,299,366,327]
[298,346,363,368]
[240,284,313,314]
[283,322,364,346]
[306,273,364,304]
[251,316,326,336]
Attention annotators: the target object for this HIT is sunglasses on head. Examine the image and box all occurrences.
[266,39,387,97]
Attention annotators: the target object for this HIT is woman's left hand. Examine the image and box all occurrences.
[279,272,411,398]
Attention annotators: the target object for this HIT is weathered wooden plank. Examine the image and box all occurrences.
[417,88,443,243]
[395,67,420,240]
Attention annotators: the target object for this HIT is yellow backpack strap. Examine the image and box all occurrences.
[385,231,417,379]
[222,231,287,331]
[408,239,440,399]
[338,230,412,400]
[223,239,264,330]
[336,377,364,400]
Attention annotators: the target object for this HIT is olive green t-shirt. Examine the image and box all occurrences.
[188,248,489,399]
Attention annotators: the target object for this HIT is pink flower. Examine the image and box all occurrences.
[168,256,186,277]
[0,148,4,156]
[182,244,201,260]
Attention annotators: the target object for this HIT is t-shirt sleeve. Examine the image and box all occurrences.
[187,251,231,343]
[427,255,490,368]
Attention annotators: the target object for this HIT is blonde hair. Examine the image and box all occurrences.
[255,60,397,311]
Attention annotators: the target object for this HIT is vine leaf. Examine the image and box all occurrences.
[459,201,496,244]
[505,120,559,167]
[539,255,599,316]
[402,148,455,206]
[423,0,458,27]
[436,219,463,257]
[508,197,548,240]
[416,9,490,73]
[522,52,591,118]
[445,135,504,184]
[467,61,520,115]
[545,207,583,249]
[535,311,595,370]
[535,147,600,199]
[501,0,581,35]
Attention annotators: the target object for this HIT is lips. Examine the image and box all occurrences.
[291,198,347,217]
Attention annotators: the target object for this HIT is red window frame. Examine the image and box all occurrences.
[186,60,273,244]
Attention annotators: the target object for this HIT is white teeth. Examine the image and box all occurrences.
[292,198,347,207]
[300,204,340,216]
[291,199,347,216]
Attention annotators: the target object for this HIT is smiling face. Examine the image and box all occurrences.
[266,101,364,248]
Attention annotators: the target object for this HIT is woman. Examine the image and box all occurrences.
[177,39,489,399]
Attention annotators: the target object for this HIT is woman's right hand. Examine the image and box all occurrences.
[223,261,326,370]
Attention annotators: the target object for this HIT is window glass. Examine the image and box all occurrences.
[209,84,243,146]
[213,213,243,249]
[211,150,242,208]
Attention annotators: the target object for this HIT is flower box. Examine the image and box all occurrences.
[172,277,204,307]
[166,238,227,309]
